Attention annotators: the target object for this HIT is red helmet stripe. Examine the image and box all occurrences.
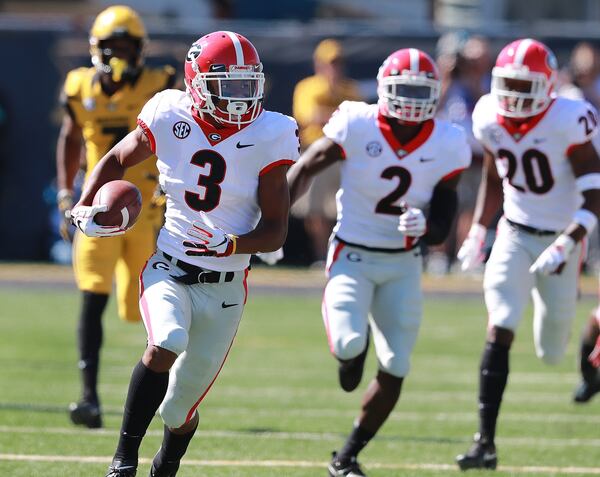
[513,38,533,66]
[224,30,244,65]
[409,48,419,73]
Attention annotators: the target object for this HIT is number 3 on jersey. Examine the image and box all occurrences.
[184,150,227,212]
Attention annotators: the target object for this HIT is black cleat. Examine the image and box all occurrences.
[456,433,497,471]
[573,378,600,403]
[328,452,367,477]
[149,460,180,477]
[68,400,102,428]
[106,459,138,477]
[338,333,370,392]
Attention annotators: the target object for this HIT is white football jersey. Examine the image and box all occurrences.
[138,90,299,271]
[473,94,598,231]
[323,101,471,249]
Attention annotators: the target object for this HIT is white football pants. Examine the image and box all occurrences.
[484,218,583,365]
[139,251,248,428]
[322,239,423,378]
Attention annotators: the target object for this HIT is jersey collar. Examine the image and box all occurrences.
[376,112,434,159]
[497,98,556,142]
[190,108,252,146]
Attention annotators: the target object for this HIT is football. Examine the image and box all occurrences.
[92,180,142,229]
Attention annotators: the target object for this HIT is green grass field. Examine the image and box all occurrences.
[1,282,599,476]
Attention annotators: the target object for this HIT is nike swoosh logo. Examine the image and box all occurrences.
[236,142,254,149]
[419,157,435,162]
[222,302,238,308]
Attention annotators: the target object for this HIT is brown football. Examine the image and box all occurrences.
[92,180,142,229]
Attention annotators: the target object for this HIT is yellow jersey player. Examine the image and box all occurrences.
[55,5,175,428]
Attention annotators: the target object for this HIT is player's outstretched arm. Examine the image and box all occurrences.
[422,174,461,245]
[235,165,292,254]
[472,149,503,228]
[76,126,153,207]
[56,112,84,241]
[530,141,600,275]
[564,141,600,243]
[458,149,502,271]
[287,137,345,205]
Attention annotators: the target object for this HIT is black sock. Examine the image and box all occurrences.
[114,360,170,464]
[78,291,108,404]
[478,341,509,444]
[337,424,375,461]
[580,342,597,383]
[153,420,199,469]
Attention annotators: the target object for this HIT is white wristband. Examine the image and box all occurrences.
[576,173,600,193]
[573,208,598,235]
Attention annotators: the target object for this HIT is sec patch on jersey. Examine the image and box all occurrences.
[92,180,142,229]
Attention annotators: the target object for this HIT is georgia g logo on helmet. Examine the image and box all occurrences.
[186,43,202,63]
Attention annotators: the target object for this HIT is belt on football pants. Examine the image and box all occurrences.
[505,219,557,236]
[334,235,414,253]
[162,252,236,285]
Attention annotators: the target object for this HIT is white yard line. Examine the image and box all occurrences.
[1,454,600,474]
[2,425,600,447]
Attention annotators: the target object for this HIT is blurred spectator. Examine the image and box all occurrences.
[431,32,491,274]
[292,39,362,265]
[558,42,600,109]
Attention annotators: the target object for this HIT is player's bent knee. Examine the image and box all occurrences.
[143,345,179,372]
[379,357,409,379]
[159,404,188,430]
[158,327,189,356]
[537,349,565,365]
[334,333,367,361]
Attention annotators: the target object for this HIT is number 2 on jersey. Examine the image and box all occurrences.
[375,166,412,215]
[184,150,226,212]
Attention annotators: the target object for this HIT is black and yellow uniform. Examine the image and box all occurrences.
[63,65,175,322]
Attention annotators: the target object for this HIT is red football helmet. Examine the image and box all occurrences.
[492,38,557,118]
[184,31,265,127]
[377,48,440,122]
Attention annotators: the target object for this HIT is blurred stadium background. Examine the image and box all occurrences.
[2,1,600,476]
[3,0,600,264]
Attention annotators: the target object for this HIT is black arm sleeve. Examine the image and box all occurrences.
[421,183,458,245]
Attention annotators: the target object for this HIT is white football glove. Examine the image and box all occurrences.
[183,221,237,257]
[398,207,426,238]
[256,248,284,265]
[529,234,575,275]
[69,204,125,238]
[457,223,487,271]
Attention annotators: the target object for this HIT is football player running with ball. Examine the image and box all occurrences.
[56,5,175,428]
[69,31,299,477]
[456,39,600,470]
[288,48,471,477]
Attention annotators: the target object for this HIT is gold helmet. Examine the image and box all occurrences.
[89,5,147,80]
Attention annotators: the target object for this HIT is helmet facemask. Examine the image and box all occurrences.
[378,74,440,122]
[187,62,264,128]
[492,66,554,118]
